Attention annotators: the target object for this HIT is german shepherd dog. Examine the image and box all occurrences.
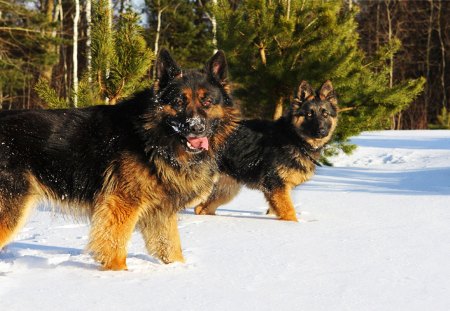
[194,81,338,221]
[0,49,239,270]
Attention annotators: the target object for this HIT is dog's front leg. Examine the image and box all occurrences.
[264,187,298,222]
[139,211,185,264]
[88,195,141,271]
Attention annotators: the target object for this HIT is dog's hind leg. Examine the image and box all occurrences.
[88,195,141,271]
[139,211,184,264]
[264,187,298,222]
[0,175,38,249]
[194,174,241,215]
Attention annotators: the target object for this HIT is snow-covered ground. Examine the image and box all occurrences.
[1,130,450,311]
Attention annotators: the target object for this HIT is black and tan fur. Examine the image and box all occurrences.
[0,49,239,270]
[194,81,338,221]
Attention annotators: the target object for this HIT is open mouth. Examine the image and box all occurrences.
[184,136,209,153]
[167,121,209,154]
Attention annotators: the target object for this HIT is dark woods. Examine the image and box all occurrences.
[358,0,450,129]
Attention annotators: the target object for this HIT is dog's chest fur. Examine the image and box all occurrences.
[276,147,316,187]
[153,157,218,207]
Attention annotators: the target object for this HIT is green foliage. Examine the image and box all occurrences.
[0,57,30,108]
[430,107,450,129]
[215,0,424,153]
[109,11,154,100]
[90,2,154,105]
[37,2,154,108]
[0,0,58,109]
[34,78,67,109]
[145,0,214,68]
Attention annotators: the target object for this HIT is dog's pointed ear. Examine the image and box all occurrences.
[155,48,182,91]
[319,80,338,107]
[296,80,314,102]
[206,50,228,84]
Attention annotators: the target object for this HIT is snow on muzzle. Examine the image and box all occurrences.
[185,116,209,151]
[167,117,209,151]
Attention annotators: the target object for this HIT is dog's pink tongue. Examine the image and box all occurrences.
[187,137,209,150]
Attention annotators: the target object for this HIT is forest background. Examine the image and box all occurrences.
[1,0,449,151]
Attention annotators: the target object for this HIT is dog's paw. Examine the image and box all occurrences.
[278,213,299,222]
[194,205,215,215]
[266,207,277,216]
[101,259,128,271]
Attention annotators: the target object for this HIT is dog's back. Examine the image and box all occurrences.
[0,101,144,205]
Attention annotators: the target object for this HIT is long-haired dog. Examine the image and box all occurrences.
[0,49,239,270]
[194,81,338,221]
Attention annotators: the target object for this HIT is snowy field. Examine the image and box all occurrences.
[1,130,450,311]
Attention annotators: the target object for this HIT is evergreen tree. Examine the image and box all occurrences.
[145,0,214,69]
[215,0,425,153]
[432,107,450,129]
[36,0,154,107]
[0,0,59,109]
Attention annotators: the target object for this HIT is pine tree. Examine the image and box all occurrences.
[145,0,214,69]
[36,0,154,107]
[433,107,450,129]
[88,1,154,105]
[215,0,425,153]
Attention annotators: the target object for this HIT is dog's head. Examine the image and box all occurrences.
[288,80,338,149]
[144,49,239,163]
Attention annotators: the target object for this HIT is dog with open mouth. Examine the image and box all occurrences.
[0,49,240,270]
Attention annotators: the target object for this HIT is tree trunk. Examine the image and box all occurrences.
[385,0,396,129]
[0,53,2,109]
[286,0,291,20]
[57,0,68,102]
[153,1,167,78]
[437,0,447,110]
[73,0,80,107]
[385,0,394,90]
[203,0,218,54]
[211,0,218,53]
[425,0,434,119]
[273,96,284,120]
[259,43,267,66]
[86,0,92,83]
[154,1,163,58]
[108,0,113,30]
[105,0,113,104]
[41,0,55,81]
[376,1,380,51]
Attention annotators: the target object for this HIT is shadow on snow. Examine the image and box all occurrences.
[349,134,450,150]
[301,166,450,195]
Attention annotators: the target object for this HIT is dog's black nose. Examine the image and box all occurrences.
[317,128,327,137]
[188,118,206,135]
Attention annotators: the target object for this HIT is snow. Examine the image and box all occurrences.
[1,130,450,310]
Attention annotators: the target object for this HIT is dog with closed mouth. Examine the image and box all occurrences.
[0,49,239,270]
[194,80,338,221]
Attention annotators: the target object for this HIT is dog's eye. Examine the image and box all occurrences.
[322,110,329,117]
[307,110,314,118]
[172,97,183,108]
[202,98,212,108]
